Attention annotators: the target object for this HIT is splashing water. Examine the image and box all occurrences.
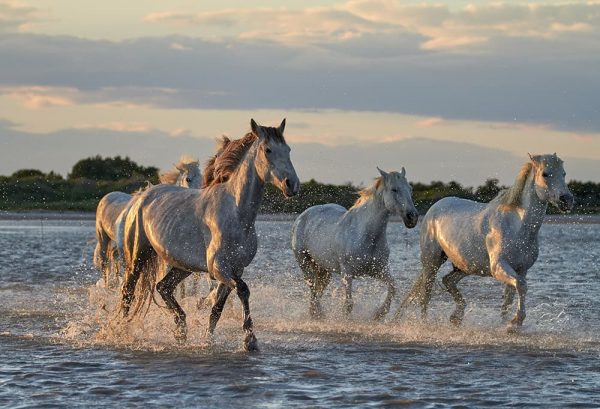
[1,218,599,407]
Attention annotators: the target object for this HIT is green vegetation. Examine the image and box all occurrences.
[1,156,599,214]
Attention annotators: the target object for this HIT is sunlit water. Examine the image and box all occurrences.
[0,218,599,407]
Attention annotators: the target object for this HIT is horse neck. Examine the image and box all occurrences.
[226,143,264,225]
[518,172,548,239]
[348,190,389,238]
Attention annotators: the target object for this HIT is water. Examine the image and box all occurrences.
[0,218,599,407]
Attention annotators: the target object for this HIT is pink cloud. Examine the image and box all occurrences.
[416,116,444,127]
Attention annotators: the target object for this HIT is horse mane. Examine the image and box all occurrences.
[492,162,533,207]
[202,136,232,188]
[203,126,286,188]
[159,155,199,184]
[349,176,383,210]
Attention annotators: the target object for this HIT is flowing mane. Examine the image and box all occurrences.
[203,126,286,188]
[159,155,200,184]
[350,176,383,210]
[202,136,233,188]
[492,162,533,207]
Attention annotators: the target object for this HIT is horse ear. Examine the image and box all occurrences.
[528,153,534,161]
[251,119,259,135]
[401,167,406,177]
[376,166,388,178]
[278,118,286,134]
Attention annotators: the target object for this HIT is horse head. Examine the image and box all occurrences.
[251,118,300,198]
[529,153,574,212]
[377,166,418,228]
[176,160,202,189]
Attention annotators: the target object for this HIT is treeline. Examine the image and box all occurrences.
[1,156,599,214]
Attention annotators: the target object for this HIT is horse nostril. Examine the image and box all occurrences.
[285,178,291,188]
[559,194,573,204]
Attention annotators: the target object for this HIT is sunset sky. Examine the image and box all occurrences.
[1,0,599,185]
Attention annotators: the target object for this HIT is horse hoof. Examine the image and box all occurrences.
[244,333,259,352]
[174,326,187,344]
[373,310,386,321]
[449,312,464,327]
[506,320,523,334]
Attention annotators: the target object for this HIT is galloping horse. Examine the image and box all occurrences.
[93,156,201,287]
[120,119,299,351]
[398,154,573,331]
[292,167,418,320]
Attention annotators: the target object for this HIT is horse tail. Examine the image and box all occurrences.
[395,269,435,319]
[120,202,162,319]
[128,248,159,318]
[93,240,103,270]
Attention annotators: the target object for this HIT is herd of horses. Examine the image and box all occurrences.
[93,118,574,351]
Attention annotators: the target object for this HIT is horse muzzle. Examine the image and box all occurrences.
[557,193,574,212]
[403,210,419,228]
[281,177,300,198]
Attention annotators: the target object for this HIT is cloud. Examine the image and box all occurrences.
[144,2,600,51]
[416,117,444,128]
[1,86,74,108]
[2,1,600,133]
[74,121,152,133]
[0,1,37,32]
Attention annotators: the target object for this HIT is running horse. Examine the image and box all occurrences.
[398,154,574,331]
[120,119,299,351]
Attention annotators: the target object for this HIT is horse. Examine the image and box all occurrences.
[291,167,419,320]
[120,119,299,351]
[94,156,201,287]
[397,154,574,331]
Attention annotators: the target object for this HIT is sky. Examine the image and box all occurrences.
[0,0,599,186]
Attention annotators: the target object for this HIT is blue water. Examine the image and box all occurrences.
[0,218,599,407]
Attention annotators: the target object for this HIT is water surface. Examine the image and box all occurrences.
[0,219,599,407]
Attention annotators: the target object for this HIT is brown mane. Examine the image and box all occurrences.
[492,162,533,207]
[202,125,286,188]
[349,176,383,210]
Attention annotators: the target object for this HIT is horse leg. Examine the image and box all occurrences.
[201,277,219,309]
[373,270,396,321]
[340,270,354,317]
[207,282,232,335]
[94,233,110,287]
[233,277,258,352]
[299,252,331,319]
[108,243,120,288]
[442,266,468,326]
[501,285,515,320]
[156,267,191,343]
[120,257,144,317]
[490,259,527,331]
[396,244,446,320]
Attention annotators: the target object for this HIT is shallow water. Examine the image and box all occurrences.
[0,219,599,407]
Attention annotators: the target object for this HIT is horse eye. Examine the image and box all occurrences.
[265,148,272,154]
[391,189,398,193]
[186,178,192,182]
[542,172,549,178]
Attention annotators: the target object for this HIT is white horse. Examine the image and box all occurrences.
[291,167,418,320]
[398,154,574,331]
[120,119,299,351]
[94,156,201,287]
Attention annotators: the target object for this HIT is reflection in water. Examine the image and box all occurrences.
[0,219,599,407]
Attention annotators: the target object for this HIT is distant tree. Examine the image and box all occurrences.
[474,178,503,202]
[9,169,63,181]
[69,155,158,181]
[11,169,45,179]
